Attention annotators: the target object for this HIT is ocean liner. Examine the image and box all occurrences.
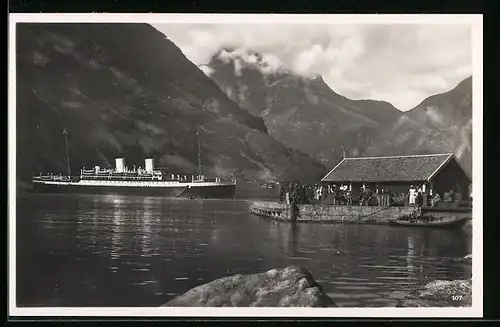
[31,129,236,199]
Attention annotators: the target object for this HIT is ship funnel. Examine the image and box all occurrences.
[115,158,125,173]
[145,158,154,173]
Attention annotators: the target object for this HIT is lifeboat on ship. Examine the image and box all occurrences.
[96,170,111,175]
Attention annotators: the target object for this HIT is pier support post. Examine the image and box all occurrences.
[289,203,297,222]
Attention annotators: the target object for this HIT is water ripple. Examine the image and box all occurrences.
[16,194,472,307]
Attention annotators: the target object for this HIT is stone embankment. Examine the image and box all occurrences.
[249,201,413,224]
[250,201,472,225]
[163,265,336,307]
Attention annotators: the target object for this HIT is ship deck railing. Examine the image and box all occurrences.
[80,175,162,181]
[35,173,236,184]
[33,176,80,182]
[79,175,235,183]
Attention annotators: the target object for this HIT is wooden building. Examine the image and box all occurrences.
[320,153,471,201]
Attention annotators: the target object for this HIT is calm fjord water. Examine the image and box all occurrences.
[16,194,472,307]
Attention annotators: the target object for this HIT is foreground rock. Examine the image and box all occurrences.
[396,279,472,307]
[163,266,336,307]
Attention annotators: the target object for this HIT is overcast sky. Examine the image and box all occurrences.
[153,24,472,111]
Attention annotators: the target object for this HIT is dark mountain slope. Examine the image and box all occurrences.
[16,23,326,197]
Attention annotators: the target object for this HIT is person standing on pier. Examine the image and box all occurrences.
[286,182,291,196]
[416,189,424,207]
[289,192,301,221]
[277,181,285,203]
[299,184,306,204]
[332,185,338,205]
[431,192,441,207]
[408,185,417,206]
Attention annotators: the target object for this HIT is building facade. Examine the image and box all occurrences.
[320,153,471,201]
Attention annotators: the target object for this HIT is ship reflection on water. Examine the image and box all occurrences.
[16,194,472,307]
[110,199,125,272]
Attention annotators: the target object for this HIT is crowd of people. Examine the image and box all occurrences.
[408,185,463,207]
[276,182,391,206]
[277,181,460,208]
[277,182,328,204]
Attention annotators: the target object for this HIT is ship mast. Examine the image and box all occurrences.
[63,128,71,177]
[197,126,202,177]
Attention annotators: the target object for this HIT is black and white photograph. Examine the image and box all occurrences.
[9,14,483,317]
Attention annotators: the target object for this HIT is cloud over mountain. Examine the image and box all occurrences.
[154,23,472,111]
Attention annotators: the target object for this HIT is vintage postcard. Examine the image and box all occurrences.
[8,13,483,318]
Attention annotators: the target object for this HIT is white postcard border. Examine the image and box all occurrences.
[8,13,483,318]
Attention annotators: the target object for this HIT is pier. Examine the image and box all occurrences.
[251,153,473,225]
[250,201,472,225]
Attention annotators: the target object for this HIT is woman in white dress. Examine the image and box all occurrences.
[408,185,417,206]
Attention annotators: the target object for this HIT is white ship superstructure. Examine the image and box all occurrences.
[32,157,236,199]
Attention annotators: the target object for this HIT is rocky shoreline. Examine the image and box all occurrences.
[163,265,336,307]
[164,255,472,307]
[395,278,472,307]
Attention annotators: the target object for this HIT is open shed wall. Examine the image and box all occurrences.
[431,159,471,200]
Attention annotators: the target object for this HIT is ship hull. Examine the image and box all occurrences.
[32,181,236,199]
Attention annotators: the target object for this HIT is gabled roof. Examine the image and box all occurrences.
[321,153,456,183]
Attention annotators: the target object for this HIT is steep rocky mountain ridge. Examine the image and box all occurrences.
[206,48,472,175]
[366,76,473,175]
[206,48,404,167]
